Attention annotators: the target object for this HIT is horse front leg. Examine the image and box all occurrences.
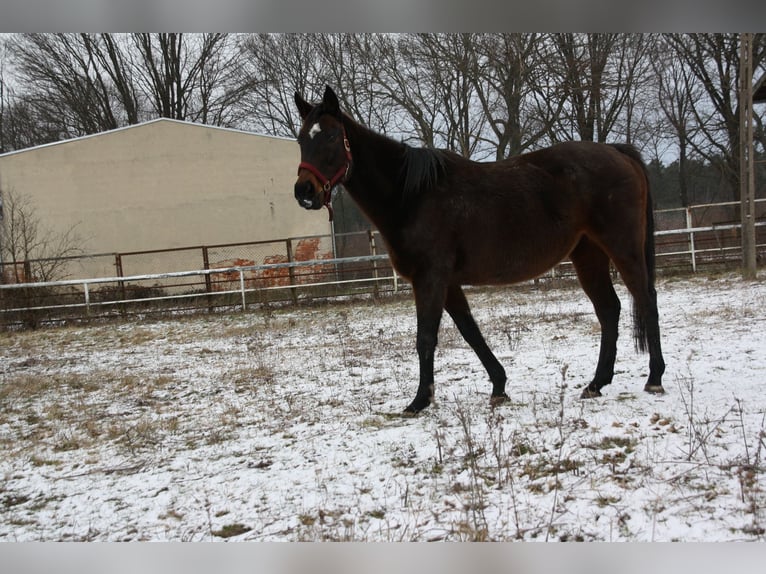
[404,279,447,414]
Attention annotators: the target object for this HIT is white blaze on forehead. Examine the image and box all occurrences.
[309,122,322,139]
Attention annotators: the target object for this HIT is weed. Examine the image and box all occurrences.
[211,523,251,539]
[677,370,735,463]
[298,514,316,526]
[53,432,83,452]
[595,494,621,508]
[2,494,31,509]
[591,436,637,452]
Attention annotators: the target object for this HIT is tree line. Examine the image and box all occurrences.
[1,33,764,208]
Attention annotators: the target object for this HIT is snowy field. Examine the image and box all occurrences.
[1,272,765,542]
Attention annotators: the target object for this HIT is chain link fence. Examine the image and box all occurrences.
[0,231,396,328]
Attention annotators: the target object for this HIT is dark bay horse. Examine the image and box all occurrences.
[293,85,665,414]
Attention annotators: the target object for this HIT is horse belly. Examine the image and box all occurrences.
[455,226,578,285]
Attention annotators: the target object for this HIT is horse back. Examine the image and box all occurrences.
[521,141,647,196]
[431,142,647,283]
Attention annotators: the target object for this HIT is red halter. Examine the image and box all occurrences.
[297,128,352,221]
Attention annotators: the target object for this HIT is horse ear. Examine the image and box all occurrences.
[322,85,340,117]
[294,92,313,121]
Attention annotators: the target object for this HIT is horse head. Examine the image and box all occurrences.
[293,86,352,220]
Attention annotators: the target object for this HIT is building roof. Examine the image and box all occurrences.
[0,118,294,159]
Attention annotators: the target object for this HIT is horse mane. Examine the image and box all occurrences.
[400,145,448,200]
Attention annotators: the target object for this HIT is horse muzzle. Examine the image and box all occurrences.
[294,179,324,210]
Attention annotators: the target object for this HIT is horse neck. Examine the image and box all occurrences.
[342,119,406,232]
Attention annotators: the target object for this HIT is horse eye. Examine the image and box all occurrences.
[328,133,339,143]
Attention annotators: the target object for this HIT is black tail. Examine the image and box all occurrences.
[610,144,656,353]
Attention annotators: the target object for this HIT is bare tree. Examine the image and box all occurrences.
[6,33,249,145]
[414,33,488,157]
[0,40,10,153]
[652,35,707,206]
[238,33,662,160]
[130,33,246,126]
[0,188,81,283]
[312,34,400,134]
[543,34,653,145]
[366,33,488,157]
[81,33,141,125]
[465,33,553,159]
[237,33,330,138]
[368,33,446,146]
[7,34,130,137]
[2,36,97,149]
[238,33,415,141]
[664,33,766,202]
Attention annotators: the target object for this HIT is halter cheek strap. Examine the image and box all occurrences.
[297,129,352,221]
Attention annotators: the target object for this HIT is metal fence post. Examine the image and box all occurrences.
[202,246,214,312]
[115,253,127,308]
[202,246,212,293]
[286,239,298,304]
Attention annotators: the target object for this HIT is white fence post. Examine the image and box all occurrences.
[686,207,697,273]
[84,282,91,316]
[239,269,247,311]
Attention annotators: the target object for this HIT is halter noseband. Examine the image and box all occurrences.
[297,127,352,221]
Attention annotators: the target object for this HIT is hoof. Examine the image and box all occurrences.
[581,387,602,399]
[644,384,666,395]
[403,399,430,416]
[490,393,510,408]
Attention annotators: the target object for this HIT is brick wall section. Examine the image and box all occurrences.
[209,238,333,290]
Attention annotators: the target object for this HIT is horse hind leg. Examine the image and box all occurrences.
[615,262,665,394]
[570,238,621,398]
[444,284,509,406]
[610,251,666,395]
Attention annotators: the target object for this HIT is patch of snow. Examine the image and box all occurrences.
[1,273,765,541]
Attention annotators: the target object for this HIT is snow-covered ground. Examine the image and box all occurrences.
[1,273,765,541]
